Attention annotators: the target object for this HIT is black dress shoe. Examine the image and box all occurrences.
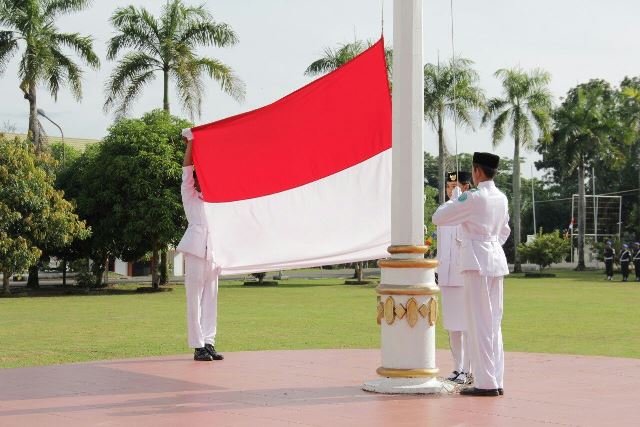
[204,344,224,360]
[460,387,500,397]
[498,388,504,395]
[194,347,213,361]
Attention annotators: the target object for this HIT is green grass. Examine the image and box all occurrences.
[0,270,638,368]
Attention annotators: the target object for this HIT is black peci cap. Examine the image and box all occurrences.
[473,152,500,169]
[447,171,471,183]
[457,171,471,183]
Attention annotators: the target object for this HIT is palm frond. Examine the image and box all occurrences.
[51,32,99,68]
[0,30,18,73]
[104,52,160,113]
[107,6,160,59]
[195,56,245,102]
[518,113,535,147]
[304,41,366,76]
[43,0,91,18]
[116,70,156,117]
[178,21,238,48]
[491,109,510,147]
[46,46,82,100]
[0,0,25,27]
[172,56,204,119]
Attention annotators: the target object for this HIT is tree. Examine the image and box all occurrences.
[620,76,640,237]
[305,38,392,282]
[0,0,100,150]
[104,0,245,118]
[0,136,88,294]
[49,142,85,285]
[483,67,553,273]
[56,144,114,287]
[423,58,485,203]
[75,110,190,288]
[518,230,570,270]
[50,141,81,173]
[538,80,628,270]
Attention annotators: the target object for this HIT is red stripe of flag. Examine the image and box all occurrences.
[191,38,391,203]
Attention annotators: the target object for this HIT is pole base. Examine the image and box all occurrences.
[362,377,443,394]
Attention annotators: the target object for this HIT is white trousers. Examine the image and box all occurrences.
[184,254,219,349]
[448,330,471,374]
[463,272,504,389]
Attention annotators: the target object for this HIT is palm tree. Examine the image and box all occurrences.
[423,57,485,203]
[305,39,392,283]
[482,68,552,273]
[545,80,626,270]
[0,0,100,151]
[104,0,245,119]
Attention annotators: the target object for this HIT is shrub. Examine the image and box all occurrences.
[518,230,570,270]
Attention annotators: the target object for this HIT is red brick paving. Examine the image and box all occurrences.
[1,349,639,426]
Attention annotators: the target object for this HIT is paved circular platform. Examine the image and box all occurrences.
[1,349,638,426]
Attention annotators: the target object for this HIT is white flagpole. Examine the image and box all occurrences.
[363,0,441,394]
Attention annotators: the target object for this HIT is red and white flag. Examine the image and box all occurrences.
[186,39,391,275]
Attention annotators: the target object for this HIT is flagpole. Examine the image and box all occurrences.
[363,0,441,394]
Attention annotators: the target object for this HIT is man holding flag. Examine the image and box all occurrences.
[177,136,224,362]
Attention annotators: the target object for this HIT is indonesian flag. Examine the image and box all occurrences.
[185,38,391,275]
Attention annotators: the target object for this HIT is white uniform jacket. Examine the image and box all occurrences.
[176,166,215,260]
[432,181,510,278]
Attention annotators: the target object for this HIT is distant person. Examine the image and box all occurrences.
[604,241,615,281]
[634,242,640,282]
[620,244,631,282]
[177,136,224,362]
[437,171,473,385]
[433,152,510,397]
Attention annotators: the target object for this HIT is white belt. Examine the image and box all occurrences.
[464,233,498,242]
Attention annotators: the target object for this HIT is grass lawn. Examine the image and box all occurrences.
[0,269,638,368]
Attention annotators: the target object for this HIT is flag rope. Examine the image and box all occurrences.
[450,0,460,176]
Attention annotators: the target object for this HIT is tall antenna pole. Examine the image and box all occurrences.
[531,165,536,234]
[381,0,384,36]
[592,167,597,243]
[450,0,459,175]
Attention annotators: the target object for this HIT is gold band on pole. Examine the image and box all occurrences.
[387,245,429,254]
[378,259,439,269]
[376,367,440,378]
[376,285,439,296]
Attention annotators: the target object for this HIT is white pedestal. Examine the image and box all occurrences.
[363,377,442,394]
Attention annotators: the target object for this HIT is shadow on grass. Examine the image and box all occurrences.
[1,285,174,298]
[221,281,378,290]
[506,269,611,284]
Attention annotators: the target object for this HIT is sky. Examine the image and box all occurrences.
[1,0,638,178]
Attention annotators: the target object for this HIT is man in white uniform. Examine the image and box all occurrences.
[432,152,510,397]
[177,135,223,362]
[437,171,472,385]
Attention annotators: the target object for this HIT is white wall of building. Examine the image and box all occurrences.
[114,259,128,276]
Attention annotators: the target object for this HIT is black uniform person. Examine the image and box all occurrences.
[620,244,631,282]
[633,242,640,282]
[604,241,615,281]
